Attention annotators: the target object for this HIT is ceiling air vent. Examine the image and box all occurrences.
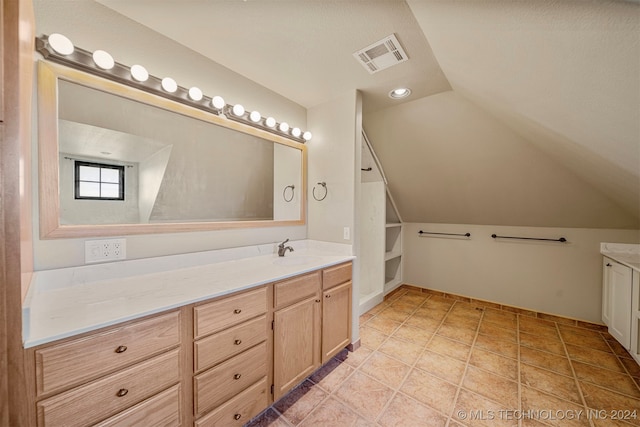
[353,34,408,74]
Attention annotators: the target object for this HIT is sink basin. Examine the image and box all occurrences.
[273,255,319,266]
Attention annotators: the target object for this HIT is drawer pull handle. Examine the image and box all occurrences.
[115,345,128,353]
[116,388,129,397]
[606,263,612,267]
[233,373,242,380]
[234,414,242,421]
[234,339,242,345]
[233,309,242,314]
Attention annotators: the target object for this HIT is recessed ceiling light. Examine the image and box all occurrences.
[389,87,411,99]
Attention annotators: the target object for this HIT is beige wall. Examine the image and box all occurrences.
[32,0,308,270]
[403,222,640,323]
[364,91,638,229]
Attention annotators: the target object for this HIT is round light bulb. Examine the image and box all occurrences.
[92,50,115,70]
[161,77,178,93]
[249,111,261,123]
[279,122,290,133]
[291,127,301,138]
[303,131,312,141]
[232,104,245,117]
[265,117,276,128]
[211,96,225,109]
[389,87,412,99]
[130,64,149,82]
[48,33,74,55]
[188,87,203,101]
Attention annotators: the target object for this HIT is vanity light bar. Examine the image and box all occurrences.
[35,34,311,144]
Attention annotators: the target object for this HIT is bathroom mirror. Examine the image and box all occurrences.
[38,61,306,238]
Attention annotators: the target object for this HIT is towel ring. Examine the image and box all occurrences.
[313,182,328,201]
[283,185,295,202]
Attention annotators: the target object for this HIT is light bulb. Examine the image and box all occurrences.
[389,87,411,99]
[211,96,225,109]
[130,64,149,82]
[188,87,203,101]
[232,104,245,117]
[161,77,178,93]
[92,50,115,70]
[265,117,276,128]
[249,111,261,123]
[48,33,74,55]
[291,127,301,138]
[303,131,312,141]
[279,122,289,133]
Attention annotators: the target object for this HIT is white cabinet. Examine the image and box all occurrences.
[602,257,633,350]
[630,271,640,364]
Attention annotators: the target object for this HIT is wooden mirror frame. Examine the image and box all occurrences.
[37,61,307,238]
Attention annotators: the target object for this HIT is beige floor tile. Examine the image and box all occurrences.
[366,303,388,315]
[520,331,565,355]
[404,313,443,331]
[520,363,582,404]
[437,323,477,345]
[309,357,354,393]
[521,386,590,427]
[444,315,481,330]
[391,323,434,345]
[416,349,467,384]
[468,348,518,380]
[520,346,573,376]
[378,393,448,427]
[592,418,639,427]
[378,336,424,365]
[462,365,519,407]
[360,351,411,389]
[572,361,640,398]
[427,334,471,361]
[246,408,293,427]
[620,357,640,377]
[559,328,612,352]
[337,345,373,369]
[474,334,518,360]
[398,291,428,305]
[453,389,517,427]
[376,307,412,323]
[519,318,560,339]
[414,305,451,321]
[400,368,458,414]
[387,299,418,314]
[273,380,328,425]
[298,396,361,427]
[606,338,636,360]
[521,420,552,427]
[335,371,394,422]
[365,315,402,335]
[483,308,517,327]
[359,326,388,350]
[359,312,374,325]
[565,343,625,373]
[580,381,640,426]
[478,322,517,342]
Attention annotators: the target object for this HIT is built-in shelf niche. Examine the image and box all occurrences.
[386,195,400,224]
[384,190,402,294]
[385,224,401,260]
[385,256,402,292]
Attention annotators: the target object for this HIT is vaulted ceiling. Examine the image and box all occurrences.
[37,0,640,229]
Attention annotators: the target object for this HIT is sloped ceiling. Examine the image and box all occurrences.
[384,0,639,228]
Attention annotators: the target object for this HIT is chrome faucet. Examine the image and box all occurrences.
[278,239,294,257]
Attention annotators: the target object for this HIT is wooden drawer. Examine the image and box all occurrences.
[322,262,352,290]
[194,287,267,339]
[274,271,320,309]
[194,315,266,372]
[37,349,180,427]
[36,311,180,395]
[94,384,181,427]
[194,342,267,417]
[195,378,268,427]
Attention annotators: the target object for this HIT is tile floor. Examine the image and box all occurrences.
[247,288,640,427]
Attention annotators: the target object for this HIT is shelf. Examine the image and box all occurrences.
[385,223,402,228]
[385,251,402,261]
[384,276,403,288]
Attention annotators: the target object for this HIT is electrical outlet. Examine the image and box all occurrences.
[85,239,126,263]
[343,227,350,240]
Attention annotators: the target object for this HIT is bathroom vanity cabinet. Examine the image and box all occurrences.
[24,260,353,426]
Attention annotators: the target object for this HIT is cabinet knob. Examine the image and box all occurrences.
[116,388,129,397]
[115,345,127,353]
[234,339,242,345]
[233,373,242,380]
[233,309,242,314]
[234,414,242,421]
[325,294,331,298]
[606,263,612,267]
[315,299,320,303]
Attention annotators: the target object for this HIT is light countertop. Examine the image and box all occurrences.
[23,240,354,348]
[601,242,640,272]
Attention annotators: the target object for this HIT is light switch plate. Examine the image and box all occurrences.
[343,227,350,240]
[85,238,126,263]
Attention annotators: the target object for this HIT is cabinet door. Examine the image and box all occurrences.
[608,261,633,349]
[273,295,320,400]
[602,258,613,325]
[322,281,352,364]
[630,271,640,364]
